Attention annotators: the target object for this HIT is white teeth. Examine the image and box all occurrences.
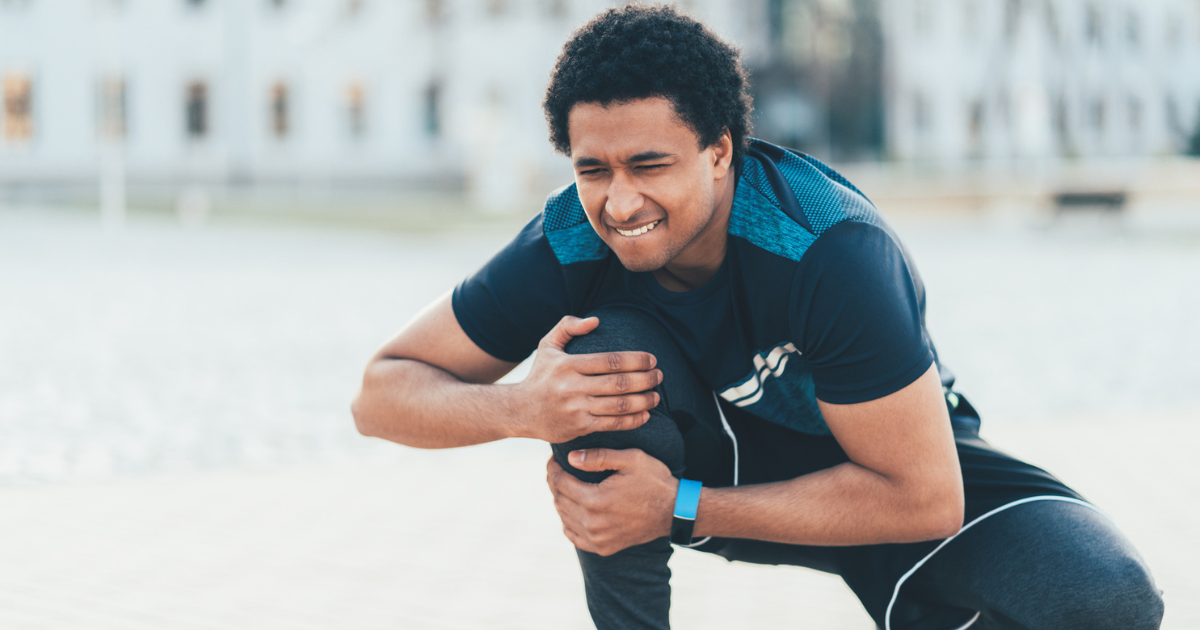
[615,220,660,237]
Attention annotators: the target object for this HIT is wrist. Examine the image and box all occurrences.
[497,382,534,440]
[691,486,727,539]
[670,478,702,545]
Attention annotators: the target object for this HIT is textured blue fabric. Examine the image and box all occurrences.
[769,145,880,235]
[545,221,609,265]
[728,162,819,262]
[542,184,608,264]
[542,183,590,231]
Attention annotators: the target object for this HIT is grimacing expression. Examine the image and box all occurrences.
[567,97,732,274]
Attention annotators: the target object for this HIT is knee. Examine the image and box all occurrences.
[563,306,667,356]
[552,413,685,483]
[1034,554,1164,630]
[552,307,689,481]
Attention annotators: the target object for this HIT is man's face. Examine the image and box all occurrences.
[567,97,732,274]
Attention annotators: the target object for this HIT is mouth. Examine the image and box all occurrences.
[612,220,662,237]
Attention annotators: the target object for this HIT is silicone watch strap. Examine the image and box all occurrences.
[670,478,702,545]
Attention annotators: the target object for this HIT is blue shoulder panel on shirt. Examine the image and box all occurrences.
[729,168,818,262]
[542,184,609,265]
[735,139,880,261]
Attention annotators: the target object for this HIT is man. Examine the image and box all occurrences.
[352,6,1163,629]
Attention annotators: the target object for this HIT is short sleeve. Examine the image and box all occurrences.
[451,215,572,363]
[791,221,934,404]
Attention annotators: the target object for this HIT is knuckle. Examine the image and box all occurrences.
[614,373,630,393]
[614,396,630,414]
[606,352,622,371]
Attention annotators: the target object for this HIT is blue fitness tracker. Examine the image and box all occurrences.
[670,478,702,545]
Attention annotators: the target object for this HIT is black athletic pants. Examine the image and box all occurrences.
[551,307,1164,630]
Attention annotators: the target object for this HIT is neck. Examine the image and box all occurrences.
[653,172,736,292]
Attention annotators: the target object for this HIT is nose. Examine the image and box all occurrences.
[605,170,644,225]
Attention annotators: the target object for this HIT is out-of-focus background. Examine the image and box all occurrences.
[1,1,1197,628]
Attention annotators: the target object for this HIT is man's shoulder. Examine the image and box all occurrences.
[732,139,882,265]
[539,183,609,266]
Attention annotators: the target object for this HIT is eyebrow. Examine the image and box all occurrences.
[573,151,675,168]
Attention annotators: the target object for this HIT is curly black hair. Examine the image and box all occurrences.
[543,4,753,164]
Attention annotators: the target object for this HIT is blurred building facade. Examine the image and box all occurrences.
[3,0,1199,214]
[885,0,1200,162]
[752,0,1200,163]
[0,0,768,211]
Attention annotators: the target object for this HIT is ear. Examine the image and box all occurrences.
[711,130,734,180]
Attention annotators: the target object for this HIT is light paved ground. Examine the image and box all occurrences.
[0,207,1197,628]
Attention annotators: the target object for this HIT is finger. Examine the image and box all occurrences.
[563,524,595,553]
[568,448,642,473]
[553,489,587,524]
[589,369,663,396]
[539,316,600,352]
[572,350,657,375]
[546,456,563,490]
[597,411,652,433]
[550,468,595,505]
[589,391,660,416]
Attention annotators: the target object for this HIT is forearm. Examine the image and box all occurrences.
[693,461,963,546]
[352,358,523,449]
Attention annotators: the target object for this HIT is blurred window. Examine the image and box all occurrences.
[1165,15,1181,53]
[913,0,931,36]
[425,0,444,22]
[95,0,126,12]
[544,0,567,18]
[1166,95,1182,135]
[1086,3,1102,45]
[346,81,366,138]
[1128,96,1142,132]
[1090,97,1105,133]
[97,76,127,140]
[270,81,289,139]
[967,99,984,154]
[2,73,33,142]
[487,0,508,18]
[1052,94,1069,148]
[185,81,208,139]
[1043,1,1061,47]
[424,80,441,138]
[1003,0,1020,42]
[1125,10,1139,49]
[962,0,979,41]
[913,92,930,134]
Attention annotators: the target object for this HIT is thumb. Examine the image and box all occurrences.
[568,448,637,473]
[540,315,600,351]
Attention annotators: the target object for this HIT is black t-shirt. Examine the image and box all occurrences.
[453,139,948,436]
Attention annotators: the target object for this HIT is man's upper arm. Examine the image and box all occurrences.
[794,221,957,486]
[373,291,519,385]
[818,363,958,485]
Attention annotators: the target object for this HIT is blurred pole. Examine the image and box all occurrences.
[97,3,126,229]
